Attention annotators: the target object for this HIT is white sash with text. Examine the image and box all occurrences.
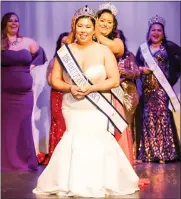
[141,42,180,112]
[57,44,128,134]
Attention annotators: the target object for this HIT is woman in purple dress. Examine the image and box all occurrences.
[135,15,180,163]
[1,12,47,171]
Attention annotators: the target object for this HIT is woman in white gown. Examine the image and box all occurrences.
[33,6,140,197]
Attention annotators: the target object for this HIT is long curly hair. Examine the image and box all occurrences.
[1,12,21,50]
[96,9,118,40]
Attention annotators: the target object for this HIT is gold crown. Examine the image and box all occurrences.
[98,2,118,16]
[148,15,165,27]
[74,5,97,20]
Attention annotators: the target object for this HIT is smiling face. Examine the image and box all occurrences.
[97,12,114,36]
[75,17,95,45]
[6,14,19,36]
[149,23,164,44]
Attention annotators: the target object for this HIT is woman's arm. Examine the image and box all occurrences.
[28,37,40,54]
[127,53,141,79]
[166,41,181,86]
[51,57,84,99]
[135,47,152,75]
[25,37,40,70]
[46,58,54,86]
[25,37,47,69]
[95,21,124,57]
[51,57,72,92]
[96,34,124,58]
[118,53,141,79]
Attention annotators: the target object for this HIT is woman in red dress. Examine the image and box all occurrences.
[37,32,69,165]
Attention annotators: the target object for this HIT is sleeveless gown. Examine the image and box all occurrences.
[1,49,38,171]
[33,65,139,197]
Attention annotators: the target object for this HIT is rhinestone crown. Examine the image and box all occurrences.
[74,5,97,20]
[148,15,165,27]
[98,2,118,16]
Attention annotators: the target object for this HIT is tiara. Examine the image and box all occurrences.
[148,15,165,27]
[74,5,97,20]
[98,2,118,16]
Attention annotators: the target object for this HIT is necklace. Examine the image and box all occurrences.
[8,38,19,47]
[150,43,162,54]
[150,41,162,48]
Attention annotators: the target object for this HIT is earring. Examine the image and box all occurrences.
[92,34,96,41]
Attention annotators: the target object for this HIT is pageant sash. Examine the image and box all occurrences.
[56,44,128,134]
[140,42,180,112]
[111,86,124,104]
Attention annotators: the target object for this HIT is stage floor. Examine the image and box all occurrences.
[1,162,180,199]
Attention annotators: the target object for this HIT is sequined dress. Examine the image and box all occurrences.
[115,52,140,166]
[37,89,66,165]
[136,44,179,162]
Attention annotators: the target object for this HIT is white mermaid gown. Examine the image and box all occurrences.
[33,65,139,197]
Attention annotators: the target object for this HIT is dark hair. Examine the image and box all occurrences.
[54,32,69,57]
[1,12,20,50]
[71,15,96,43]
[96,9,118,40]
[75,15,96,28]
[146,23,167,44]
[117,29,129,59]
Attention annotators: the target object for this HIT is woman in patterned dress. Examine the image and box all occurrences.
[135,15,180,163]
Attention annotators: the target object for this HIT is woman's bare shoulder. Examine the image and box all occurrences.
[68,42,76,48]
[97,43,113,56]
[68,43,78,52]
[95,42,110,52]
[23,37,38,44]
[23,37,39,53]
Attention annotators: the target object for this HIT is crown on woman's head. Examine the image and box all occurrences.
[148,15,165,27]
[98,2,118,16]
[74,5,97,20]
